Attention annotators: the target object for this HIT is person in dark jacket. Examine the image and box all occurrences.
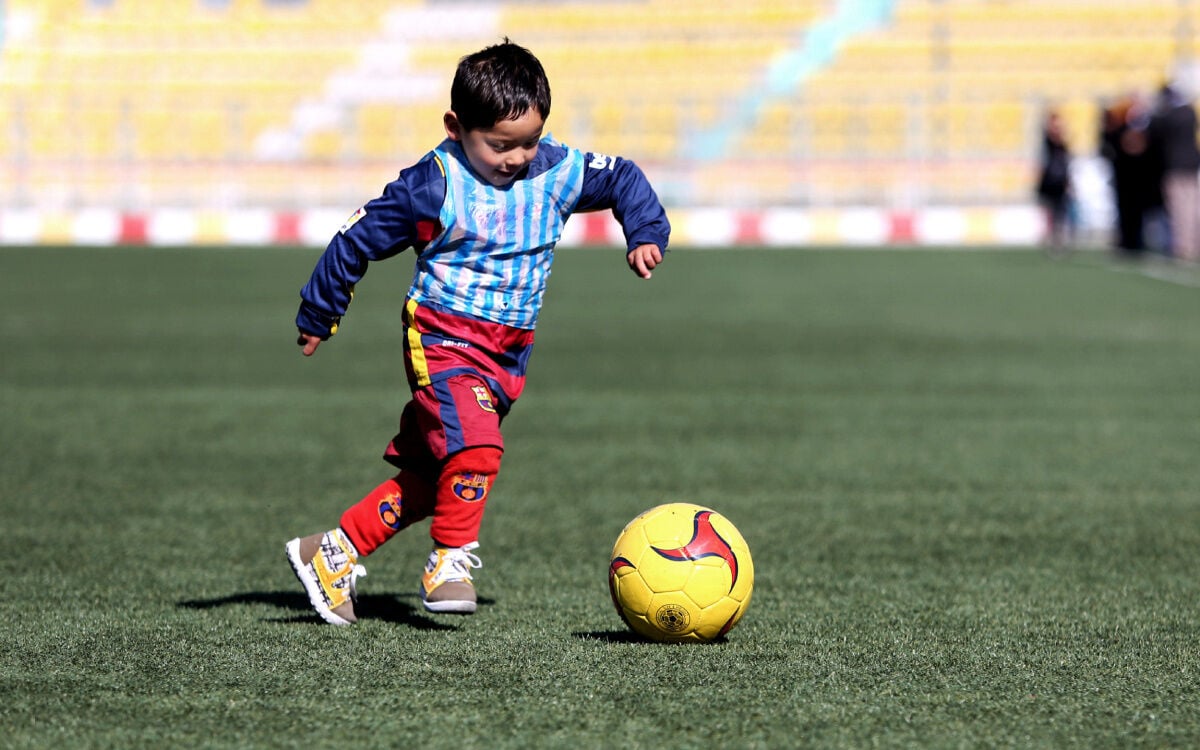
[1148,84,1200,260]
[1099,95,1164,255]
[1036,109,1073,249]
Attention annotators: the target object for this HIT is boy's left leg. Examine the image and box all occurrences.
[400,301,532,613]
[409,374,507,613]
[430,445,502,548]
[421,445,501,613]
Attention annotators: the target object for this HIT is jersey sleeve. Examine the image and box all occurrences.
[296,158,444,338]
[575,152,671,253]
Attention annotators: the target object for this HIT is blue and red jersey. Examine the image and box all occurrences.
[297,136,670,338]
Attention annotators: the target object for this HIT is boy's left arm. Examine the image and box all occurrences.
[576,152,671,278]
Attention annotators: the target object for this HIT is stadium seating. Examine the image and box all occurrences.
[0,0,1192,212]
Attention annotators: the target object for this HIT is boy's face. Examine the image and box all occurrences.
[444,109,545,187]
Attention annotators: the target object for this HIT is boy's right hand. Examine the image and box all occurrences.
[297,332,322,356]
[627,243,664,279]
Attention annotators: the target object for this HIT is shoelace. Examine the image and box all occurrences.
[347,564,367,602]
[432,542,483,584]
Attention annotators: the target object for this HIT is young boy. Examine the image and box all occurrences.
[286,40,670,624]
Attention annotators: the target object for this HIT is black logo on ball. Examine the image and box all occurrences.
[655,603,691,633]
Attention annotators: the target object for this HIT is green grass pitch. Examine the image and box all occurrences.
[2,245,1199,748]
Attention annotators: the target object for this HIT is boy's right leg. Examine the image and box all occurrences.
[339,469,436,556]
[287,469,435,625]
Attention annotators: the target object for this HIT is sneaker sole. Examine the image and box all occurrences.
[420,595,477,614]
[286,538,353,626]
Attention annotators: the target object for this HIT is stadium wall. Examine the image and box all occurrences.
[0,205,1043,247]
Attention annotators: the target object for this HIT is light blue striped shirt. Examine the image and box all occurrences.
[408,137,586,329]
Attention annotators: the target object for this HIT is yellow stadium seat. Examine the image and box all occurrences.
[2,0,1193,210]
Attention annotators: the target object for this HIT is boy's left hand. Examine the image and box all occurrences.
[627,244,664,279]
[297,332,323,356]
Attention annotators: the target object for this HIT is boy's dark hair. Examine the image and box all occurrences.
[451,39,551,131]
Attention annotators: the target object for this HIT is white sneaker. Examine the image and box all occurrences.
[286,528,367,625]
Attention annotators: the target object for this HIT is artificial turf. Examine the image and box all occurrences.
[1,245,1198,748]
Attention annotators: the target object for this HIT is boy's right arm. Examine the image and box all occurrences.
[296,160,444,350]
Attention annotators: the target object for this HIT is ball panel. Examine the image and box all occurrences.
[639,503,712,548]
[610,562,653,615]
[631,548,692,593]
[682,557,735,608]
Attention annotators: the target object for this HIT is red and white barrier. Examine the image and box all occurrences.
[0,206,1045,247]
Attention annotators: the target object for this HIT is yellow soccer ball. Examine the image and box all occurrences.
[608,503,754,643]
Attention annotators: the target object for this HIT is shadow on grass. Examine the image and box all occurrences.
[571,630,730,645]
[571,629,650,644]
[178,591,484,630]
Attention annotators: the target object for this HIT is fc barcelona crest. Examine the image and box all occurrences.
[452,473,490,503]
[377,493,403,530]
[471,385,497,413]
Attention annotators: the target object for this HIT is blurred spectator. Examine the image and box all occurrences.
[1036,109,1074,250]
[1099,94,1163,255]
[1148,83,1200,261]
